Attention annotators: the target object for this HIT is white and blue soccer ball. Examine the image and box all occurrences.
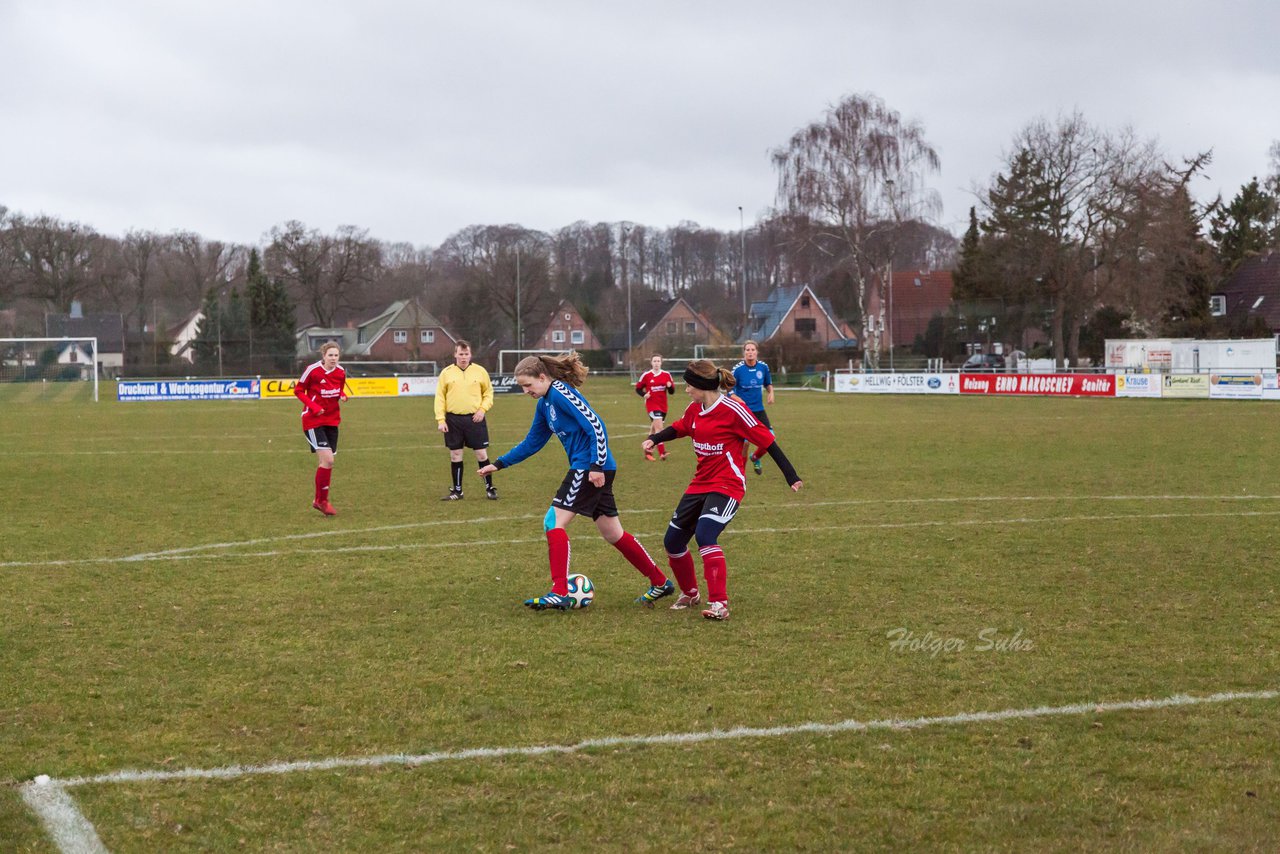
[566,573,594,609]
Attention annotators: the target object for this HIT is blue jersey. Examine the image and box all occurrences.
[731,360,772,411]
[497,381,615,472]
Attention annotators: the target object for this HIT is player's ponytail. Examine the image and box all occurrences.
[685,359,735,392]
[515,351,589,387]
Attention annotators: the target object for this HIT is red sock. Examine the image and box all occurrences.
[613,532,666,586]
[547,528,570,595]
[314,467,332,503]
[667,549,698,596]
[658,443,666,456]
[700,545,728,602]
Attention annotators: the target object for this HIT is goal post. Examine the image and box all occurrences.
[0,337,100,401]
[693,343,746,366]
[497,349,571,374]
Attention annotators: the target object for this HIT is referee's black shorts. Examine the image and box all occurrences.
[443,412,490,450]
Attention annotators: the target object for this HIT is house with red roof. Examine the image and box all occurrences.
[529,300,603,351]
[865,269,955,352]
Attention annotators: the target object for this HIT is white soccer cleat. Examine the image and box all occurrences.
[670,590,701,610]
[701,601,730,621]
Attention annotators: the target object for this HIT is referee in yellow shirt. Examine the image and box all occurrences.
[435,340,497,500]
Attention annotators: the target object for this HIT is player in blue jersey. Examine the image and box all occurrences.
[731,340,775,475]
[477,352,672,611]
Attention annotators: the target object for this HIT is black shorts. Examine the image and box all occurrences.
[304,425,339,454]
[552,469,618,519]
[443,412,490,451]
[647,410,667,421]
[751,408,772,430]
[669,491,740,533]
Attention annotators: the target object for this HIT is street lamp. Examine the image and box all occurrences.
[884,179,896,373]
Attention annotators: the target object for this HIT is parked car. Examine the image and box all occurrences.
[961,353,1007,372]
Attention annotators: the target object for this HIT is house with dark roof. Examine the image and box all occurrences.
[741,285,855,348]
[44,304,126,377]
[529,300,604,351]
[1213,251,1280,333]
[296,298,456,366]
[605,297,728,366]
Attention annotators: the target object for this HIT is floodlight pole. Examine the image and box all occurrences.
[516,245,522,350]
[739,206,746,324]
[885,179,896,373]
[623,223,634,382]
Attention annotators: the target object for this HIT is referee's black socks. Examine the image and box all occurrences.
[451,460,464,492]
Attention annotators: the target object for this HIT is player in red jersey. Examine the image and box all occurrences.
[642,359,802,620]
[295,341,348,516]
[635,354,675,461]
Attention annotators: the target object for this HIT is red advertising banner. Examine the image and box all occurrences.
[959,373,1115,397]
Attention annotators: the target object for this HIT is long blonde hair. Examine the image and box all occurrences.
[515,352,589,388]
[685,359,735,391]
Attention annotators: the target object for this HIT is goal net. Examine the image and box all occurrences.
[0,338,100,401]
[342,360,438,377]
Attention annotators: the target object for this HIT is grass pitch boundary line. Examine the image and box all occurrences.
[20,782,108,854]
[20,688,1279,853]
[7,506,1280,570]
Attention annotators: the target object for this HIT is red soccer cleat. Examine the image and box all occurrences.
[312,499,337,516]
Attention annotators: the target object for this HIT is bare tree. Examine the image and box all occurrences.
[982,112,1164,366]
[165,231,242,311]
[120,230,169,337]
[265,221,381,327]
[772,92,941,366]
[434,224,553,348]
[3,214,99,311]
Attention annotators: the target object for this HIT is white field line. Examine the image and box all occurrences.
[35,688,1280,791]
[20,782,108,854]
[5,495,1280,570]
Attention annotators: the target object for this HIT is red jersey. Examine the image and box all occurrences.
[295,361,347,429]
[636,370,675,414]
[670,394,776,500]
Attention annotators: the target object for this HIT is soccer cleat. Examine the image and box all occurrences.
[440,490,464,501]
[524,593,570,611]
[660,452,668,461]
[636,579,675,607]
[486,486,499,501]
[644,451,655,461]
[312,499,337,516]
[669,590,701,610]
[701,601,730,621]
[752,457,762,475]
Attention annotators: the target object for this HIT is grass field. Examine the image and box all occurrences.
[2,378,1278,851]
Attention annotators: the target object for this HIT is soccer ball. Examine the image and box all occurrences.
[566,573,594,609]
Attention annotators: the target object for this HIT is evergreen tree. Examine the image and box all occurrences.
[1208,178,1280,273]
[246,248,297,371]
[222,287,249,372]
[950,207,984,301]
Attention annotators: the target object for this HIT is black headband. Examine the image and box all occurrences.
[683,366,720,390]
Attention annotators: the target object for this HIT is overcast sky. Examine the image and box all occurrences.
[2,0,1277,249]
